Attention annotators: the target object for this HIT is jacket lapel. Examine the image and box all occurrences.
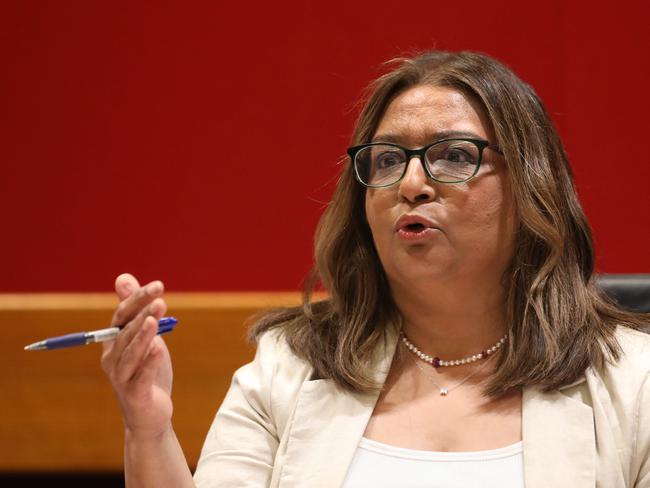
[277,328,599,488]
[276,328,399,488]
[522,381,596,488]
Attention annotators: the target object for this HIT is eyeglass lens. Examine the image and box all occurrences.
[355,140,481,186]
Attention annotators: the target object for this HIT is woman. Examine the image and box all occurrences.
[101,51,650,487]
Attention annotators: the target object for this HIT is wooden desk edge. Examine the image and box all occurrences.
[0,291,328,311]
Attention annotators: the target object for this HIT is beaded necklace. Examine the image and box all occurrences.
[400,331,507,368]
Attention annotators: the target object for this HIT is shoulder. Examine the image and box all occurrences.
[615,326,650,355]
[241,328,314,424]
[585,326,650,417]
[209,328,313,444]
[251,327,314,382]
[607,327,650,482]
[608,327,650,380]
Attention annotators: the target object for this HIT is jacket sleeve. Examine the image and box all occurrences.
[193,330,307,487]
[633,371,650,487]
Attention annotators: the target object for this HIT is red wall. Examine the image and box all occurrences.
[2,1,649,292]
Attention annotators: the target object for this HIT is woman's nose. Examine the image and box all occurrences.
[397,157,436,202]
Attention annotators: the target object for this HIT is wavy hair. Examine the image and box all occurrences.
[251,50,647,395]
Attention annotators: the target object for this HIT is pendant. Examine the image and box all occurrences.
[439,387,449,396]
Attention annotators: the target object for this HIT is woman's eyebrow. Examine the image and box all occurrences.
[371,130,482,144]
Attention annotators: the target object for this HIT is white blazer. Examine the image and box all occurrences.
[194,326,650,487]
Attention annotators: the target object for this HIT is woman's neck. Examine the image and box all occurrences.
[391,277,509,361]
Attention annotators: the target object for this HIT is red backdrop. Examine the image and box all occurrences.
[2,1,649,292]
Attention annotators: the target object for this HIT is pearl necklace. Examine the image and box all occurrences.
[409,348,494,396]
[400,331,507,368]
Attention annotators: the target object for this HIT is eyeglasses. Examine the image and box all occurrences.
[347,138,502,188]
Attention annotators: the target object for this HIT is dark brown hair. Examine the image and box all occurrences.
[251,50,647,395]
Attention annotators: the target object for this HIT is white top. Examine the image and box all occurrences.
[342,437,525,488]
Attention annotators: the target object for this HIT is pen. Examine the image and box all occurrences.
[23,317,178,351]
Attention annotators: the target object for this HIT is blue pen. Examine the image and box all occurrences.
[23,317,178,351]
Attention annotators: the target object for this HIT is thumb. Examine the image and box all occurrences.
[115,273,141,301]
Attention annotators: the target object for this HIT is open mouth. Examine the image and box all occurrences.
[394,214,439,239]
[404,223,426,232]
[396,220,438,240]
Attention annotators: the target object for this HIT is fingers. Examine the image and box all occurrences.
[102,298,167,384]
[115,315,163,384]
[115,273,140,301]
[110,295,167,374]
[102,274,167,380]
[133,336,164,387]
[103,274,142,356]
[111,279,164,328]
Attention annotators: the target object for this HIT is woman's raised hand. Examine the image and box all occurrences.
[101,273,174,440]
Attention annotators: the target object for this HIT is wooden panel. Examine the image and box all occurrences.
[0,293,308,472]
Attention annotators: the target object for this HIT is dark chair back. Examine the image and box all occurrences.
[597,274,650,313]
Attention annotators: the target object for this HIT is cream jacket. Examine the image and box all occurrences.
[194,327,650,487]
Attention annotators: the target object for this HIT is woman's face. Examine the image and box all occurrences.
[364,84,517,292]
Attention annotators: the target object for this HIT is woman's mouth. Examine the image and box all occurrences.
[397,223,439,240]
[405,223,425,232]
[394,214,441,241]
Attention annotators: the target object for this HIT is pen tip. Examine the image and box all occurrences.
[24,341,48,351]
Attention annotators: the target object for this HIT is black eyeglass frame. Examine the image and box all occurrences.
[347,138,503,188]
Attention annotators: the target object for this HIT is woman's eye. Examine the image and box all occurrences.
[375,152,403,168]
[444,148,475,164]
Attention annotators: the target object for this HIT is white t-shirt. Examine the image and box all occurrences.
[342,437,525,488]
